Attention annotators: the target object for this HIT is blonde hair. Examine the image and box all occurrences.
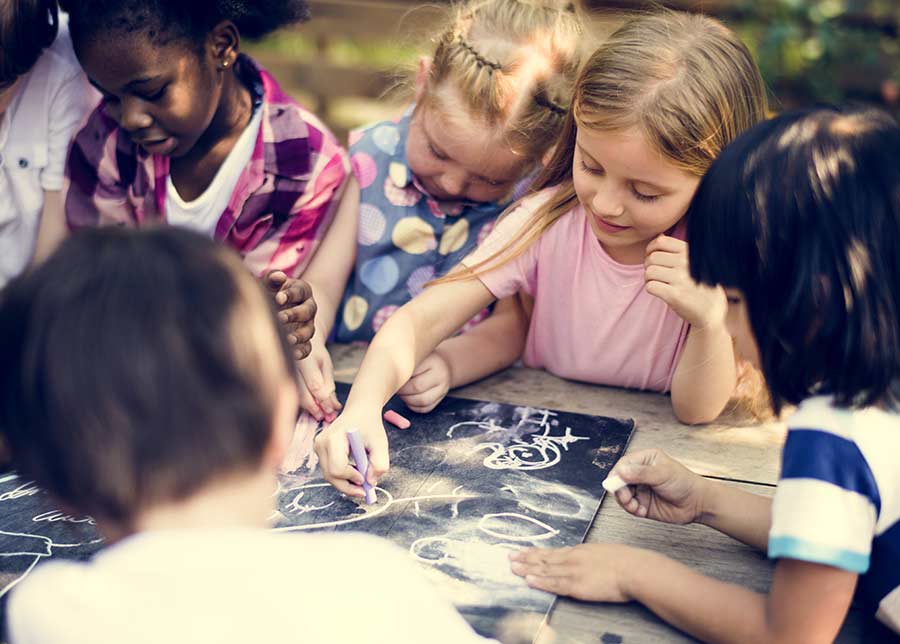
[423,0,584,163]
[455,11,769,279]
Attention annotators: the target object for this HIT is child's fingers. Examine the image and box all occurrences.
[508,546,574,568]
[277,277,314,309]
[644,249,685,269]
[323,392,342,415]
[365,429,391,483]
[645,234,685,256]
[279,298,317,326]
[264,270,288,292]
[315,429,364,490]
[644,279,675,302]
[400,390,441,414]
[297,386,325,420]
[644,264,678,285]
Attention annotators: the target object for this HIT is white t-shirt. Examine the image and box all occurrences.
[165,106,263,236]
[0,22,97,285]
[768,396,900,634]
[8,529,494,644]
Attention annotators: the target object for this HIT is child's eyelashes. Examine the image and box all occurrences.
[580,161,661,202]
[579,159,604,176]
[631,188,660,203]
[139,85,169,102]
[429,144,449,161]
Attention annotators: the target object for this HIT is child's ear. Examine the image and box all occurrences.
[209,20,241,70]
[414,56,433,103]
[261,380,300,470]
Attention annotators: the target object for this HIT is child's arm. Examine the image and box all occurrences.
[512,545,856,644]
[33,71,98,266]
[314,275,497,496]
[644,235,735,424]
[31,191,67,266]
[398,295,528,413]
[294,177,360,419]
[605,448,771,549]
[511,448,856,643]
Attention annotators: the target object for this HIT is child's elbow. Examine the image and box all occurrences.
[672,400,724,426]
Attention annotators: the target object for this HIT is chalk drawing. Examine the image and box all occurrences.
[478,513,560,541]
[462,409,590,471]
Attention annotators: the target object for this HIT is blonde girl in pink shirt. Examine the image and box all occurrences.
[317,13,769,497]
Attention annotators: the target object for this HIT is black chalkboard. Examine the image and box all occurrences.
[0,384,634,641]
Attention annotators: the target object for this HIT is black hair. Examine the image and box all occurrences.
[0,227,296,526]
[688,106,900,413]
[62,0,310,48]
[0,0,59,86]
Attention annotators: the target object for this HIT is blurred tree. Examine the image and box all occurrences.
[731,0,899,111]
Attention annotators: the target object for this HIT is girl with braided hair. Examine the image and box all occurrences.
[298,0,584,419]
[60,0,352,360]
[317,13,770,497]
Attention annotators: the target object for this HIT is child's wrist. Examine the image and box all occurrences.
[619,548,666,601]
[696,476,725,527]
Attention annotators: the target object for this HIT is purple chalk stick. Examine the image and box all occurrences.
[346,429,376,504]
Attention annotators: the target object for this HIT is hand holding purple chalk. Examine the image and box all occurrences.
[346,429,377,504]
[314,407,391,497]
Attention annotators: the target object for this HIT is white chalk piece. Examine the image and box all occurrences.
[602,474,626,494]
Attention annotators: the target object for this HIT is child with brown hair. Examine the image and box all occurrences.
[316,12,769,497]
[0,227,492,644]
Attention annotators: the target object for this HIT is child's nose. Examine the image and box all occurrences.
[438,169,468,198]
[119,98,153,132]
[591,184,625,218]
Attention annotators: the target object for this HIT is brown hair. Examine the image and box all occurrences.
[0,227,296,528]
[422,0,584,165]
[455,11,769,279]
[0,0,58,86]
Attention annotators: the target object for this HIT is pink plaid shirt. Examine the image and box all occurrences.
[64,55,349,278]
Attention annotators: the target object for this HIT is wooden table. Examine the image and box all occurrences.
[329,344,865,643]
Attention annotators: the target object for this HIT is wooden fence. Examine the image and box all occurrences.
[247,0,898,140]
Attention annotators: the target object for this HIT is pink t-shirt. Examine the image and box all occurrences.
[463,188,689,393]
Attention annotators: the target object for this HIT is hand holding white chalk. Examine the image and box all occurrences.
[604,450,709,525]
[602,474,627,494]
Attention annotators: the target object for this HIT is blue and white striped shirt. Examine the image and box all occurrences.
[770,396,900,633]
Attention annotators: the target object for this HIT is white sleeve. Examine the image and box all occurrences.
[41,70,98,192]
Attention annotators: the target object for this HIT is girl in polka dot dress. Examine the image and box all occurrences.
[296,0,584,419]
[316,13,770,496]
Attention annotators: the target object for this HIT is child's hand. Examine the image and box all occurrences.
[644,235,727,329]
[265,271,317,360]
[314,406,389,497]
[609,449,709,525]
[297,335,341,421]
[509,543,644,602]
[397,352,451,413]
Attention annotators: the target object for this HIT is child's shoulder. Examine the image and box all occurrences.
[251,57,344,153]
[32,20,83,83]
[348,110,410,156]
[789,396,900,437]
[497,186,580,237]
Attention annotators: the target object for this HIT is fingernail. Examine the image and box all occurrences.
[287,334,297,345]
[277,293,286,304]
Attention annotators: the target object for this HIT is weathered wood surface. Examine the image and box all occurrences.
[330,344,787,486]
[328,343,865,642]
